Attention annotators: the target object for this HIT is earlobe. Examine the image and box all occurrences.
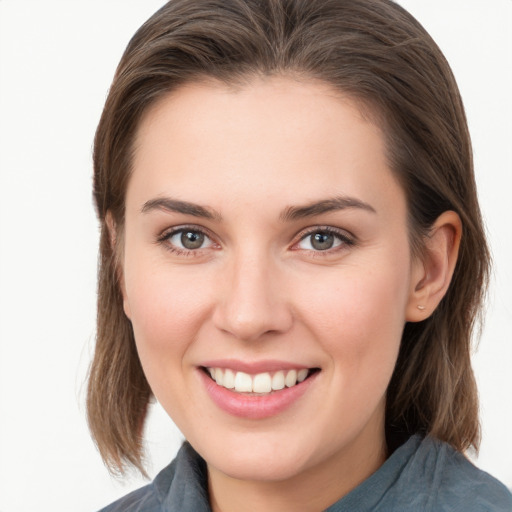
[105,212,132,320]
[406,211,462,322]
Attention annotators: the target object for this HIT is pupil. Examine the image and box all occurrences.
[181,231,204,249]
[312,232,334,250]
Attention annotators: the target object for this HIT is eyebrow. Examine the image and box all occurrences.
[140,195,376,222]
[141,197,222,221]
[280,196,376,221]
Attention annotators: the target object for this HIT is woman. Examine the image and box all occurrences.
[87,0,512,510]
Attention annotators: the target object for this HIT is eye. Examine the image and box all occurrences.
[159,227,215,253]
[295,228,353,252]
[172,230,208,250]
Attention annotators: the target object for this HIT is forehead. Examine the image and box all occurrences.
[133,76,379,155]
[128,76,404,219]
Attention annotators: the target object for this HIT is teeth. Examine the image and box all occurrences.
[297,369,308,382]
[253,373,272,393]
[271,371,285,390]
[223,369,235,389]
[285,369,297,387]
[234,371,253,392]
[206,367,311,394]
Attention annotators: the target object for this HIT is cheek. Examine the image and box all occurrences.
[123,253,212,365]
[298,258,410,373]
[123,265,212,414]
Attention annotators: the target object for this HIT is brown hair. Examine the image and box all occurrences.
[87,0,490,475]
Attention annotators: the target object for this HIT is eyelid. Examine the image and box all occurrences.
[291,225,356,251]
[155,224,355,255]
[156,224,219,253]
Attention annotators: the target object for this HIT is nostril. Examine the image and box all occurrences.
[211,266,293,341]
[212,301,294,342]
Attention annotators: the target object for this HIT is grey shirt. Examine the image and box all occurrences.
[99,435,512,511]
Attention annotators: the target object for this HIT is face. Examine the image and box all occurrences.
[121,77,422,489]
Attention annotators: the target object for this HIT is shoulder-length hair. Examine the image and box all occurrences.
[87,0,490,475]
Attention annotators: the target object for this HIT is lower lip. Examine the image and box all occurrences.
[198,369,318,419]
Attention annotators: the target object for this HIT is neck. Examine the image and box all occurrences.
[207,423,387,512]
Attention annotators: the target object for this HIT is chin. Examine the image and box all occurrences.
[190,427,325,483]
[210,449,311,482]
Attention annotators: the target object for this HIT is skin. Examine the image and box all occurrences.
[116,76,461,512]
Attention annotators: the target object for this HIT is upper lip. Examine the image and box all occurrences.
[200,359,314,374]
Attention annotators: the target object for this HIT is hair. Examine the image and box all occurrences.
[87,0,490,475]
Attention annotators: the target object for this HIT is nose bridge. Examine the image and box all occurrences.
[213,244,292,341]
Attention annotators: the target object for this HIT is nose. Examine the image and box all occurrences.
[212,250,293,342]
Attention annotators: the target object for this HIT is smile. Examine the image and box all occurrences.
[206,367,312,394]
[199,361,321,419]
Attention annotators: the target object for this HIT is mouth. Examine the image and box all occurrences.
[198,359,321,419]
[202,366,320,395]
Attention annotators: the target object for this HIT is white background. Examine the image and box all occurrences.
[0,1,510,511]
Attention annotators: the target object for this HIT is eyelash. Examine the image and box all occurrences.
[156,225,356,257]
[156,225,218,256]
[292,226,356,254]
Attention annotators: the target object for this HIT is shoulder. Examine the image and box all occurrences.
[397,436,512,512]
[96,442,210,512]
[97,459,177,512]
[98,483,160,512]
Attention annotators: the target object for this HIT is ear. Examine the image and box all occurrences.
[105,211,132,320]
[406,211,462,322]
